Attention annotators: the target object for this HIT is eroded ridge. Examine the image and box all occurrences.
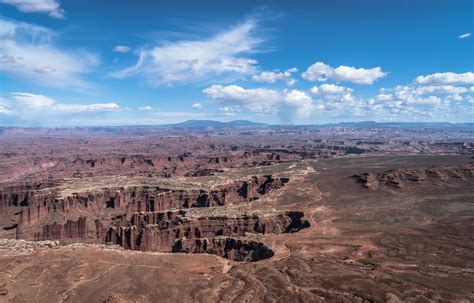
[352,162,474,190]
[97,209,309,255]
[0,174,309,261]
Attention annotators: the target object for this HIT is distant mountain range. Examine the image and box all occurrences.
[1,120,473,134]
[160,119,267,129]
[160,120,474,130]
[310,121,474,130]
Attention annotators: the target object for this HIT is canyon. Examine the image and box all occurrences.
[0,125,473,302]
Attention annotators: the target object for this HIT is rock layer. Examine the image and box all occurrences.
[0,174,308,261]
[96,210,309,253]
[352,163,474,190]
[173,237,275,262]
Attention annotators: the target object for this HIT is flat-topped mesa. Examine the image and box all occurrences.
[1,175,290,241]
[352,162,474,190]
[96,209,309,256]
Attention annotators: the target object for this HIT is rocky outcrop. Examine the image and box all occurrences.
[173,237,275,262]
[0,238,59,254]
[353,163,474,190]
[1,175,288,220]
[1,175,290,243]
[0,182,58,209]
[33,217,87,241]
[98,210,309,253]
[0,173,305,261]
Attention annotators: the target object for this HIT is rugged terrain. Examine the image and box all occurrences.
[0,125,473,302]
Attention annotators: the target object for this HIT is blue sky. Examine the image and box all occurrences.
[0,0,473,126]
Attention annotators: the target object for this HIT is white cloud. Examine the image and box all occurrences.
[52,103,120,113]
[0,19,98,90]
[383,85,469,97]
[203,84,313,123]
[1,92,121,119]
[191,102,202,109]
[286,78,297,87]
[203,84,280,115]
[33,63,54,74]
[412,85,468,94]
[447,94,463,102]
[458,33,471,39]
[252,67,298,83]
[415,72,474,85]
[113,45,130,53]
[0,104,11,114]
[138,105,154,112]
[279,89,313,123]
[8,92,55,108]
[219,106,237,113]
[363,77,474,121]
[311,83,353,95]
[416,96,442,106]
[113,20,262,85]
[0,0,65,18]
[302,61,387,84]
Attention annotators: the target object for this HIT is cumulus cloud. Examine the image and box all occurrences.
[138,105,154,112]
[415,72,474,85]
[302,61,387,84]
[0,19,98,90]
[252,67,298,84]
[286,78,297,87]
[0,0,65,18]
[203,84,313,123]
[458,33,471,39]
[113,19,262,85]
[113,45,130,53]
[364,78,474,121]
[191,102,203,109]
[279,89,313,123]
[446,94,463,102]
[412,85,468,94]
[311,83,353,95]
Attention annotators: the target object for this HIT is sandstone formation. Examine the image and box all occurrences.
[173,237,275,261]
[352,163,474,190]
[0,126,473,302]
[96,209,308,253]
[0,174,308,260]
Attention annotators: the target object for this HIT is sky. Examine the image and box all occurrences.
[0,0,473,126]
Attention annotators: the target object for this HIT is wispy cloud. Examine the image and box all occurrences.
[0,19,98,90]
[0,92,120,123]
[458,32,471,39]
[138,105,154,112]
[0,0,65,18]
[112,19,263,85]
[302,61,387,85]
[7,92,55,108]
[113,45,130,53]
